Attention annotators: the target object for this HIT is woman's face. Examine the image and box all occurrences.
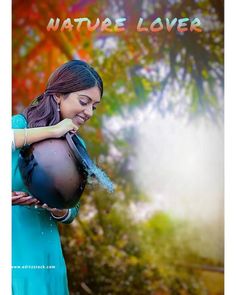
[56,86,101,126]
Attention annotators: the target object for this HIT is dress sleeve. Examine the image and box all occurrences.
[12,114,27,151]
[12,114,27,129]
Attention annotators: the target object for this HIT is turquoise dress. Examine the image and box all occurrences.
[12,114,85,295]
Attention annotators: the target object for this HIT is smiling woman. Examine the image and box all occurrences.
[23,60,103,128]
[12,60,104,295]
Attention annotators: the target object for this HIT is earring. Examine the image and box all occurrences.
[57,104,60,112]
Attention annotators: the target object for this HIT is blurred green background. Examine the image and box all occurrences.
[13,1,224,294]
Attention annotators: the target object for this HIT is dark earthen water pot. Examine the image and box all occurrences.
[18,133,89,209]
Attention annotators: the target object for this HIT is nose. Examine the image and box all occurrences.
[84,104,93,118]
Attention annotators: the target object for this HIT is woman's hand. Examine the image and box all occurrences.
[12,191,40,206]
[12,192,67,218]
[37,203,68,218]
[51,118,79,138]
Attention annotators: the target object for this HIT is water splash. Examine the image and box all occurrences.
[73,135,114,193]
[84,162,114,193]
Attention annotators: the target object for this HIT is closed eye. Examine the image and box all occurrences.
[79,100,88,106]
[80,99,97,111]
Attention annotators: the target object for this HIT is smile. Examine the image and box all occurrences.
[76,115,85,123]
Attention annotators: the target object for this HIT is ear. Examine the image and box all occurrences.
[53,93,62,104]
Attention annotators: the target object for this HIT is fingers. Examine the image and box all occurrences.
[72,123,79,132]
[12,195,40,206]
[12,196,26,202]
[12,191,28,197]
[16,197,38,205]
[64,118,80,131]
[24,198,41,206]
[12,192,61,210]
[40,203,61,213]
[38,203,51,210]
[41,203,57,211]
[29,202,63,216]
[41,203,49,209]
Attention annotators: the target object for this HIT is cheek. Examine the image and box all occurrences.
[60,100,83,118]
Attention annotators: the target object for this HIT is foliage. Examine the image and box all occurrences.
[13,0,223,118]
[60,208,222,294]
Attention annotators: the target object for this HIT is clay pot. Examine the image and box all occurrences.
[18,133,88,209]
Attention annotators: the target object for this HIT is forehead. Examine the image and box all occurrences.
[74,86,101,103]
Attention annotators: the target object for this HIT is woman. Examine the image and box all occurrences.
[12,60,103,294]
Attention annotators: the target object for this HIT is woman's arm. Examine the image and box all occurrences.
[13,126,55,149]
[13,118,80,149]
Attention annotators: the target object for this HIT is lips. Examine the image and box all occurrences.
[77,115,85,122]
[73,115,86,125]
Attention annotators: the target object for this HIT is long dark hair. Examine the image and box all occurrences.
[23,60,103,128]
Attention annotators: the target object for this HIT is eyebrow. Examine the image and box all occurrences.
[78,94,100,104]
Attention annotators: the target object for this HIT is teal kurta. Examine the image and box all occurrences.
[12,114,84,295]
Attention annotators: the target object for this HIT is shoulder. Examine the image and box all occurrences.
[12,114,27,129]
